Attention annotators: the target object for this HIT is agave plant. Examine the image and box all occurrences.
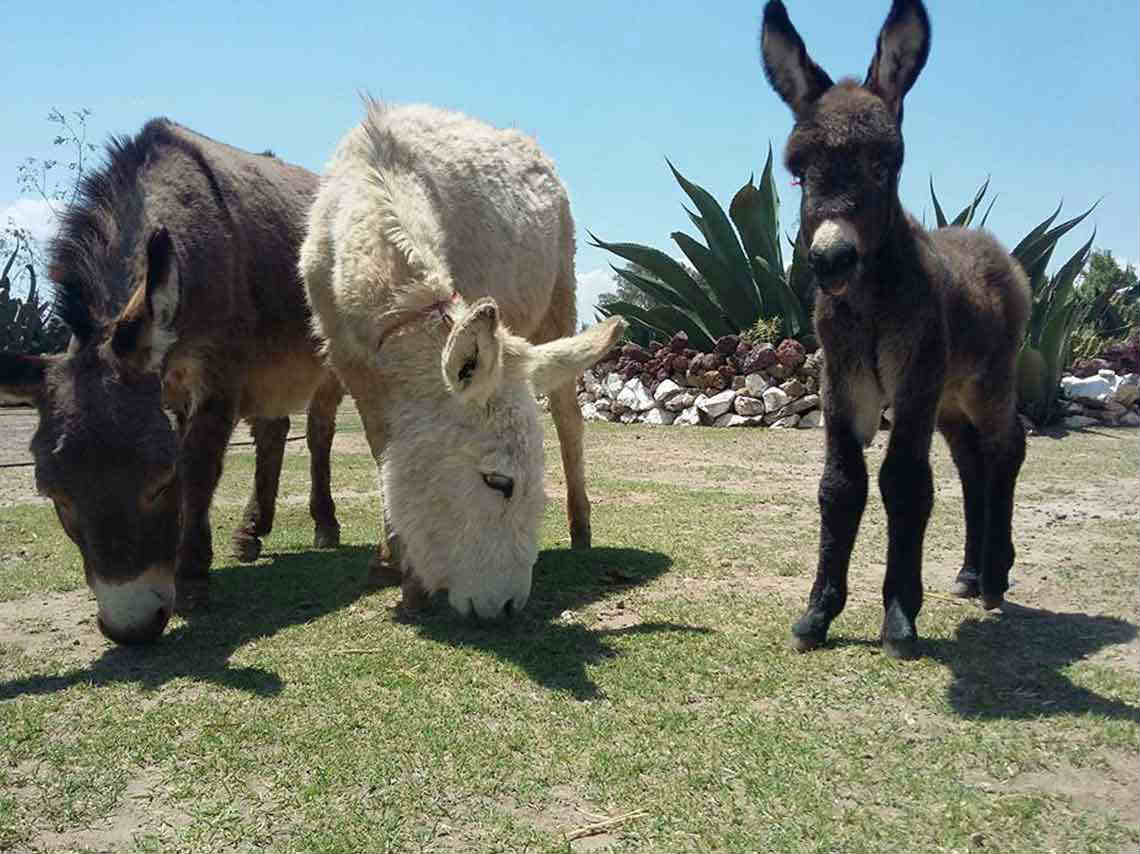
[590,147,808,351]
[930,179,1097,424]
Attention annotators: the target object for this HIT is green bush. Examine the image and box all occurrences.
[590,147,809,350]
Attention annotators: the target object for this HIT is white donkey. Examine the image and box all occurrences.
[301,101,625,620]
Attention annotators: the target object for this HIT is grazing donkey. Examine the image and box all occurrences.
[760,0,1031,657]
[301,101,625,620]
[0,120,346,644]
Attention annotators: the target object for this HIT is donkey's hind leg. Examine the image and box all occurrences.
[232,416,290,563]
[307,373,344,549]
[938,412,986,599]
[977,412,1026,610]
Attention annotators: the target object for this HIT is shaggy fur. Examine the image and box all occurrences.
[0,120,344,644]
[762,0,1031,657]
[301,101,625,619]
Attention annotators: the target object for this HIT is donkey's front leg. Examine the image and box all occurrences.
[307,373,345,550]
[232,416,290,562]
[978,412,1026,610]
[174,394,238,613]
[877,404,937,659]
[794,418,868,651]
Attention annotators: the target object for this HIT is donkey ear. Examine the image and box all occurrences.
[760,0,833,115]
[0,352,51,406]
[864,0,931,121]
[110,226,181,372]
[441,297,504,404]
[522,315,628,394]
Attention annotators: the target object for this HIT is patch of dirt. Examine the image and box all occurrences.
[0,589,106,660]
[500,783,639,852]
[31,765,191,853]
[965,749,1139,830]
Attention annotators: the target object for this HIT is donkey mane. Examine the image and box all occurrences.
[360,100,455,316]
[48,119,231,342]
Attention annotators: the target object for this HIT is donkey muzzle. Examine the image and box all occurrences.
[809,220,860,294]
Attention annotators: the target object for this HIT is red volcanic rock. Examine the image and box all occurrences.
[742,343,778,374]
[673,355,690,374]
[669,331,689,353]
[715,334,740,355]
[622,342,652,363]
[776,338,806,371]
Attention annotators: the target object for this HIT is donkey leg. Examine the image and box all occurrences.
[794,419,868,651]
[231,416,290,563]
[877,412,936,659]
[174,394,238,613]
[938,414,986,599]
[978,415,1026,610]
[307,373,344,550]
[548,379,591,549]
[353,398,403,587]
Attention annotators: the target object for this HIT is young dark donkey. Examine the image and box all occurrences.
[0,120,346,645]
[760,0,1031,658]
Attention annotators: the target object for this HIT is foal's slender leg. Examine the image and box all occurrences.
[793,417,868,651]
[938,415,986,598]
[548,379,591,549]
[877,403,936,659]
[175,394,238,613]
[978,414,1025,609]
[307,373,344,549]
[232,416,290,562]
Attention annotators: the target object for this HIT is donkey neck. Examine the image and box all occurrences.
[860,200,931,301]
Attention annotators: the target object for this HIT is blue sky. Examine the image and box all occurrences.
[3,0,1137,323]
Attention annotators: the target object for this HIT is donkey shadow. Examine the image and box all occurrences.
[830,602,1140,721]
[400,546,709,700]
[926,602,1139,722]
[0,545,376,701]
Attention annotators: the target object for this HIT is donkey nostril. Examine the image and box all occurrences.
[482,473,515,500]
[502,598,515,619]
[810,243,858,277]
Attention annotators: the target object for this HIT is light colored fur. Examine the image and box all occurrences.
[300,101,625,618]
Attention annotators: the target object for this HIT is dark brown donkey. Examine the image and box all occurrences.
[0,119,345,644]
[760,0,1031,658]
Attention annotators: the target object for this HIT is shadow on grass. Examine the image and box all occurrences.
[0,545,374,701]
[830,601,1139,721]
[402,546,709,700]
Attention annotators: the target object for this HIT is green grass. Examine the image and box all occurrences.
[0,411,1137,852]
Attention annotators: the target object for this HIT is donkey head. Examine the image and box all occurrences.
[761,0,930,295]
[0,225,185,644]
[362,295,625,621]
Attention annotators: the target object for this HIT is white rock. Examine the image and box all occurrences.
[780,378,806,399]
[770,414,800,429]
[1098,368,1118,381]
[697,389,736,419]
[734,394,765,416]
[798,410,824,428]
[786,393,820,415]
[581,402,599,421]
[664,391,697,412]
[644,407,676,426]
[1113,373,1139,407]
[603,372,624,398]
[731,375,746,391]
[674,405,701,426]
[724,413,764,427]
[619,411,638,424]
[653,378,682,404]
[712,412,734,427]
[1061,375,1112,403]
[882,406,895,424]
[1120,410,1140,427]
[1063,414,1099,429]
[583,374,602,396]
[762,386,789,412]
[618,378,656,412]
[745,373,769,397]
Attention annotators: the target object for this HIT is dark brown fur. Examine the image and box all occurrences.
[762,0,1031,657]
[0,119,345,644]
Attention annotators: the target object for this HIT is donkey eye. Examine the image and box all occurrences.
[482,473,514,499]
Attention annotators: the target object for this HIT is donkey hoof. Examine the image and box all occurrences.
[174,579,210,615]
[791,610,830,652]
[313,524,341,550]
[881,635,920,660]
[570,523,592,550]
[951,567,980,598]
[231,534,262,563]
[366,554,403,589]
[980,593,1004,611]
